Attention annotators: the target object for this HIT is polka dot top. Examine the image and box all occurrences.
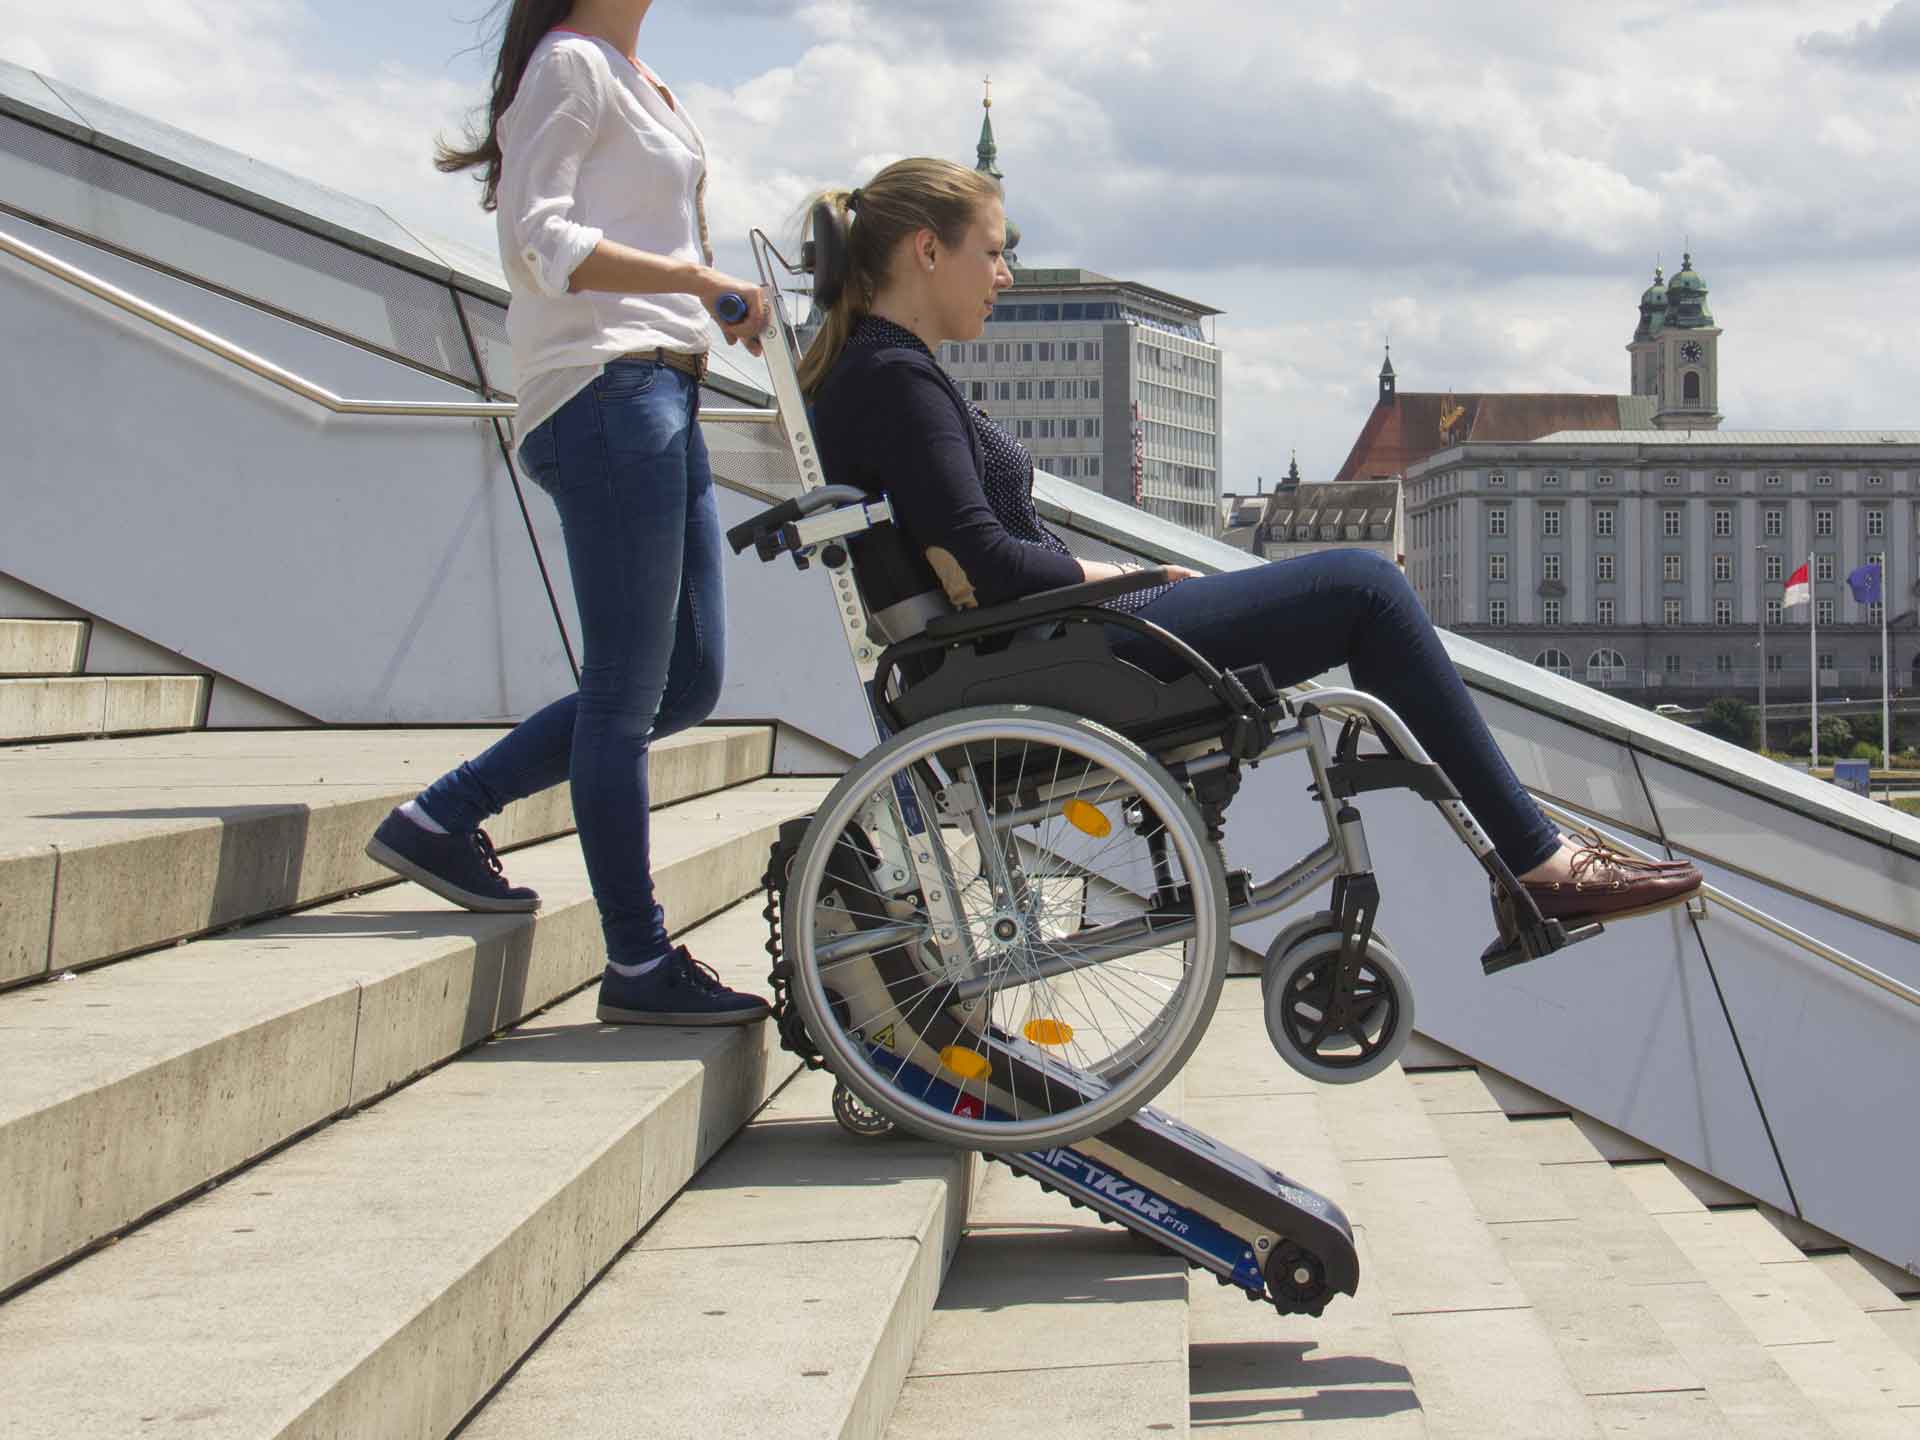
[844,316,1169,615]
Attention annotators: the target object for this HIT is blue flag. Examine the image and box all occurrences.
[1846,562,1883,606]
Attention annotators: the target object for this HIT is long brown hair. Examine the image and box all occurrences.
[797,158,1004,397]
[436,0,575,211]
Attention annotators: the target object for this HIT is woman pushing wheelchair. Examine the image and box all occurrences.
[800,157,1702,940]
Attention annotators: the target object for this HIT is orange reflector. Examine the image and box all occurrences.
[1024,1018,1074,1047]
[1062,799,1111,838]
[938,1045,992,1082]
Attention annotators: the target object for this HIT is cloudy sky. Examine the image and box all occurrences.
[3,0,1916,488]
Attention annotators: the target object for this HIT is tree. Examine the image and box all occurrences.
[1698,696,1755,747]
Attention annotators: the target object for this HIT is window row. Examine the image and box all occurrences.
[1531,649,1628,680]
[1137,380,1218,424]
[984,302,1120,324]
[966,379,1102,404]
[1487,506,1885,539]
[1489,597,1883,627]
[1042,454,1103,479]
[944,340,1105,366]
[1485,471,1890,489]
[1011,416,1103,440]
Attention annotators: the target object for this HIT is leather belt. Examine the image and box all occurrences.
[617,348,709,381]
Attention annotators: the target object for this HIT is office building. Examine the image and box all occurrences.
[935,91,1226,536]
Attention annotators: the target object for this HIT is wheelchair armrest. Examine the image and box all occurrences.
[725,485,875,560]
[923,568,1175,642]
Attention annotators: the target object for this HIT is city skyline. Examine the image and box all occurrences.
[3,0,1914,488]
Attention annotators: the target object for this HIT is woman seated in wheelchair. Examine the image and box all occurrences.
[801,157,1701,934]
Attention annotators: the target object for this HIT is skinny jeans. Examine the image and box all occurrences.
[1117,549,1560,875]
[419,362,726,966]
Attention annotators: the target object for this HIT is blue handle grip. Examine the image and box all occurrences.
[716,291,750,325]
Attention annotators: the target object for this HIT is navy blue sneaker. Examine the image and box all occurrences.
[365,808,540,913]
[597,946,771,1026]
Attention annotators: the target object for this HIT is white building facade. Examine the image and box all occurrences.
[1405,435,1920,695]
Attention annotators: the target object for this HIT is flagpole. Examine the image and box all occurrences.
[1881,559,1891,775]
[1810,556,1820,772]
[1757,545,1768,753]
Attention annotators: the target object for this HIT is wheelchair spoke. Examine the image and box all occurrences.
[788,706,1228,1149]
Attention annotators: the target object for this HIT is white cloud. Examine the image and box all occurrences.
[1,0,1913,489]
[0,0,489,254]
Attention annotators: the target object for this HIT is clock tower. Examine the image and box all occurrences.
[1627,252,1722,430]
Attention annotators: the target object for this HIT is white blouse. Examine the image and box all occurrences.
[496,31,714,439]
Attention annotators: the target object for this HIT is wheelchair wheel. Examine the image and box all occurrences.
[1258,911,1397,1004]
[1258,911,1339,1004]
[1263,928,1413,1085]
[786,705,1229,1150]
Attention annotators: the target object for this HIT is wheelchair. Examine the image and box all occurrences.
[728,205,1596,1160]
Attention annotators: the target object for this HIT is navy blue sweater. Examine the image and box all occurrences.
[811,317,1085,610]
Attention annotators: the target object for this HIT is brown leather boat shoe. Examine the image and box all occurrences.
[1563,824,1698,875]
[1521,837,1703,924]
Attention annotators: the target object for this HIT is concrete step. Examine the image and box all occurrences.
[1615,1161,1920,1437]
[0,777,828,1295]
[0,724,772,987]
[884,1155,1191,1439]
[0,902,799,1440]
[462,1067,976,1440]
[0,673,207,744]
[1186,984,1425,1439]
[1189,993,1601,1439]
[1811,1253,1920,1368]
[1412,1044,1920,1434]
[0,619,87,676]
[1407,1065,1799,1439]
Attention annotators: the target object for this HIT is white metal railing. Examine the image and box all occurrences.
[0,222,779,425]
[1528,793,1920,1013]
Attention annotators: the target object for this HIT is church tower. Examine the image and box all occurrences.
[1627,252,1722,429]
[975,80,1021,265]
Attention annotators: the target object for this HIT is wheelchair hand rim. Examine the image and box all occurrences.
[786,705,1229,1149]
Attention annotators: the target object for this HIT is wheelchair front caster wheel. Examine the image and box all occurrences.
[832,1081,898,1140]
[1259,911,1339,1005]
[1263,928,1414,1084]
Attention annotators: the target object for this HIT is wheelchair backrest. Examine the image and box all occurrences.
[752,206,954,654]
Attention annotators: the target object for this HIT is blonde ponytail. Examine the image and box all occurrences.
[796,187,861,398]
[795,159,1003,398]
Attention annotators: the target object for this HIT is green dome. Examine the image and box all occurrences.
[1665,251,1713,327]
[1633,264,1668,341]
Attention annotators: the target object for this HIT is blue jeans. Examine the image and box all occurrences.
[1118,549,1560,874]
[420,363,726,966]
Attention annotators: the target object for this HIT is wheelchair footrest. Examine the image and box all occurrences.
[996,1104,1359,1317]
[1480,916,1605,975]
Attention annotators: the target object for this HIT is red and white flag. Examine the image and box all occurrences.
[1783,561,1811,609]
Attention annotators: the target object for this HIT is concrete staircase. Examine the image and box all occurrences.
[1,725,1915,1438]
[1182,1003,1920,1438]
[0,617,209,744]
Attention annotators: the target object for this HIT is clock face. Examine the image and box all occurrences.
[1680,340,1703,363]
